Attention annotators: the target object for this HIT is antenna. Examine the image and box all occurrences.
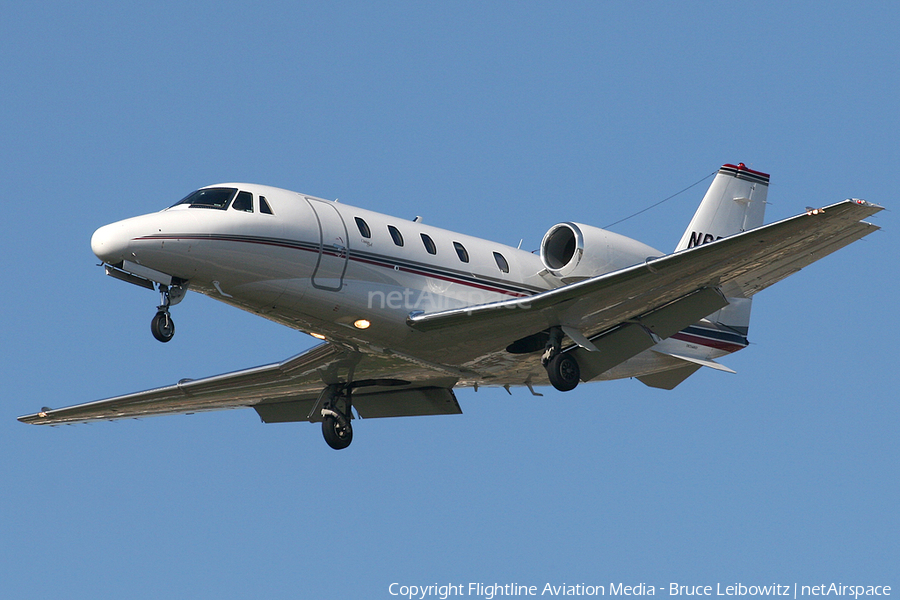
[603,170,715,229]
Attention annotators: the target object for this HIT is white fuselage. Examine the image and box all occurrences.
[91,183,740,385]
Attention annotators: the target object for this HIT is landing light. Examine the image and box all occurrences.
[310,332,327,340]
[353,319,371,330]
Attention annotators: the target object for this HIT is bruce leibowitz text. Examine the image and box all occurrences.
[389,582,892,600]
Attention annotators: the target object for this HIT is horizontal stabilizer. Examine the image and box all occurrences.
[637,364,702,390]
[655,351,736,374]
[638,350,735,390]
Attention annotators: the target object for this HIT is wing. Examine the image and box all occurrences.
[18,343,462,426]
[409,199,882,369]
[20,200,881,425]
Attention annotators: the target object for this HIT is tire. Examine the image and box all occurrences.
[151,312,175,343]
[547,353,580,392]
[322,415,353,450]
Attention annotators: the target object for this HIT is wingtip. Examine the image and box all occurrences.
[849,198,885,211]
[17,406,54,424]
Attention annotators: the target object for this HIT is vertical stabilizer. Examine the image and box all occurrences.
[676,163,769,336]
[675,163,769,252]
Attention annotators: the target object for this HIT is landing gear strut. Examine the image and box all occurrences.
[542,326,581,392]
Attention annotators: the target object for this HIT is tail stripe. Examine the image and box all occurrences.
[719,163,770,185]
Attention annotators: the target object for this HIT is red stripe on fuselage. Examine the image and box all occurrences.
[134,234,534,298]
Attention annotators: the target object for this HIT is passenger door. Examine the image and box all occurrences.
[305,197,349,291]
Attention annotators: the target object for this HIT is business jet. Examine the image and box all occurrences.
[19,163,882,449]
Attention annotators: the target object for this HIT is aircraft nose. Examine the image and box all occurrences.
[91,222,130,264]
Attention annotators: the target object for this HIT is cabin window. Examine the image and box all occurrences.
[260,196,274,215]
[420,233,437,255]
[453,242,469,263]
[355,217,371,238]
[232,191,253,212]
[493,252,510,273]
[388,225,404,246]
[171,187,237,210]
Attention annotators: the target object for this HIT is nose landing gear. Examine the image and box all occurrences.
[150,282,187,343]
[151,310,175,343]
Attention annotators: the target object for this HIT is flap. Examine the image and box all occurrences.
[254,387,461,423]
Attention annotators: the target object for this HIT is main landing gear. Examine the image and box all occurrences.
[150,283,186,343]
[317,384,354,450]
[313,378,408,450]
[542,327,581,392]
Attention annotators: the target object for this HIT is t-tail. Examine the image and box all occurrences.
[677,162,769,338]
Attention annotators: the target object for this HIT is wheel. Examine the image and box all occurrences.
[547,353,580,392]
[322,415,353,450]
[151,311,175,343]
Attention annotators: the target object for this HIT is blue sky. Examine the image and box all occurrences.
[2,2,897,598]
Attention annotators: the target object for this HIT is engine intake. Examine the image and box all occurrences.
[540,222,663,282]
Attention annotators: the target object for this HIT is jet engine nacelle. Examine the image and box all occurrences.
[540,222,663,283]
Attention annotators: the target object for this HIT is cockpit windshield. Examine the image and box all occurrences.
[171,187,237,210]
